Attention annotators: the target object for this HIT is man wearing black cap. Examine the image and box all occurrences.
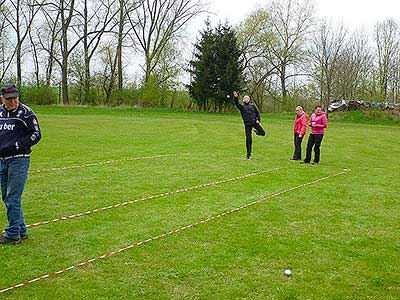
[0,84,41,244]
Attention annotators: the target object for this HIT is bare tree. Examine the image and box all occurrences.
[126,0,204,83]
[2,0,42,88]
[74,0,119,102]
[391,47,400,102]
[334,30,373,100]
[114,0,142,91]
[28,21,41,85]
[59,0,75,104]
[97,41,118,103]
[35,2,61,86]
[0,1,15,82]
[375,19,399,101]
[267,0,314,105]
[38,0,122,104]
[237,8,279,108]
[308,19,347,110]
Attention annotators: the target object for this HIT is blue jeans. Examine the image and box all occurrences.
[0,157,30,239]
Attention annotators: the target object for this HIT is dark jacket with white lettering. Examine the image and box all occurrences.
[233,96,261,126]
[0,103,41,157]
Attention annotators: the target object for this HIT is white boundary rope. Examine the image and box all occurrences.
[23,167,283,230]
[0,169,350,294]
[29,153,190,174]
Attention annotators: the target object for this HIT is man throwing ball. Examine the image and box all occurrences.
[232,91,265,159]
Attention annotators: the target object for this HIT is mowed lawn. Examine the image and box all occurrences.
[0,106,399,300]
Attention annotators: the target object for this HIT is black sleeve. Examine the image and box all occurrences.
[233,96,243,111]
[255,106,261,122]
[18,114,42,149]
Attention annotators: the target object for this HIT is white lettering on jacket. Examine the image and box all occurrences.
[0,123,16,130]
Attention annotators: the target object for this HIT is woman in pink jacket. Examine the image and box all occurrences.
[302,105,327,165]
[291,106,308,160]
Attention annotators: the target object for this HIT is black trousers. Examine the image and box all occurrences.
[304,134,324,163]
[292,133,304,160]
[245,123,265,156]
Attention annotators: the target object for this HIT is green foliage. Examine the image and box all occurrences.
[69,86,102,106]
[142,75,161,107]
[189,21,244,111]
[188,21,216,110]
[109,86,143,107]
[214,24,244,111]
[166,90,193,110]
[21,84,59,105]
[330,109,400,125]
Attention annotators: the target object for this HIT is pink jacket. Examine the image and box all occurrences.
[309,113,327,134]
[294,113,308,135]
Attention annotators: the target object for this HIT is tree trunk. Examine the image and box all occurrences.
[61,6,69,104]
[83,0,90,103]
[16,0,22,88]
[117,0,124,91]
[280,63,287,109]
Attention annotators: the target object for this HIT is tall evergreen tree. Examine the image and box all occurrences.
[188,22,244,111]
[188,21,216,111]
[214,24,244,111]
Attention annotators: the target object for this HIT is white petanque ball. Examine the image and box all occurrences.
[226,94,231,98]
[284,269,292,276]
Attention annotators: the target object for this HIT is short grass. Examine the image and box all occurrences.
[0,106,399,299]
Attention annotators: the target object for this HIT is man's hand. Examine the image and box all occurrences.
[299,134,303,138]
[233,91,239,98]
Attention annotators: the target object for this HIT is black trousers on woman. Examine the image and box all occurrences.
[292,133,304,160]
[245,123,265,157]
[304,134,324,163]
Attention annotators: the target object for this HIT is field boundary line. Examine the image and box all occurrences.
[29,153,190,174]
[0,169,350,294]
[22,167,284,230]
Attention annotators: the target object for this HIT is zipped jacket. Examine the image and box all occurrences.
[309,112,327,135]
[233,96,261,125]
[294,113,308,135]
[0,103,41,157]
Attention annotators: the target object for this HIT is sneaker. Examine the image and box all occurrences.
[312,162,319,165]
[300,161,310,164]
[0,236,21,245]
[21,235,28,240]
[246,154,251,159]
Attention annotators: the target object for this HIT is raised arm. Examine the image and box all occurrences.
[232,91,243,111]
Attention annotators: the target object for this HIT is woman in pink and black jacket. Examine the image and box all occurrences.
[302,105,327,165]
[291,105,308,160]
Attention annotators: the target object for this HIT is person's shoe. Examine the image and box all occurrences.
[300,161,310,164]
[20,235,28,240]
[0,236,21,245]
[290,158,300,161]
[246,154,251,159]
[312,162,319,165]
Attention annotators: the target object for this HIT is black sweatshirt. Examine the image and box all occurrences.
[0,103,41,157]
[233,96,261,126]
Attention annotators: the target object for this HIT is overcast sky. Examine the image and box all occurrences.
[194,0,400,32]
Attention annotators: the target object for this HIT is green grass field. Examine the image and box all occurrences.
[0,106,399,299]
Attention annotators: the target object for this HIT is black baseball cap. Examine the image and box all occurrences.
[1,84,19,99]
